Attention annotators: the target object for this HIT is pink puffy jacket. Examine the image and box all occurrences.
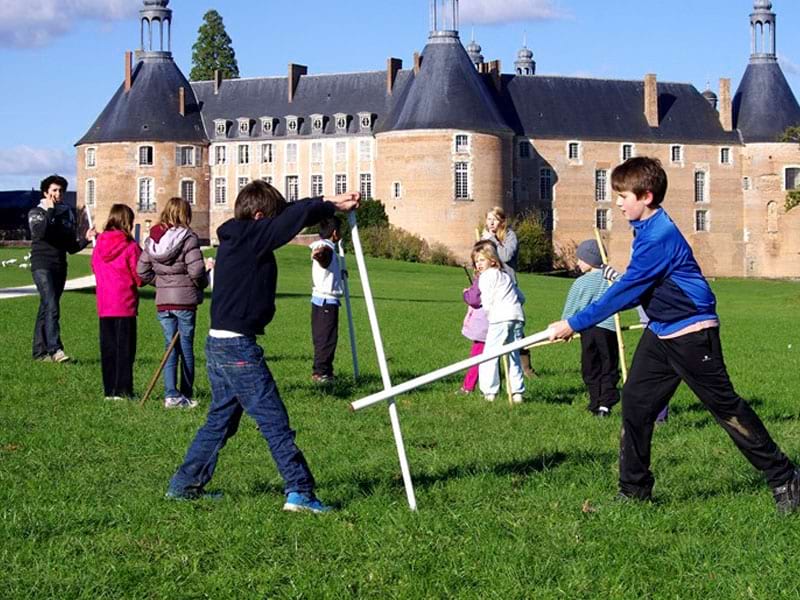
[91,230,143,317]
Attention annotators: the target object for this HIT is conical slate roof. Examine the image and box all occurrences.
[386,38,511,134]
[733,62,800,143]
[77,58,207,145]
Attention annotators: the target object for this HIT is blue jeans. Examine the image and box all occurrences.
[32,268,67,358]
[157,310,196,399]
[168,336,316,496]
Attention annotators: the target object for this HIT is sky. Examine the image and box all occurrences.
[1,0,799,191]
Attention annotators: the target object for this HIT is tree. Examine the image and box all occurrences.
[778,125,800,144]
[190,10,239,81]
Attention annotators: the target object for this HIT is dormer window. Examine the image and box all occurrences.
[286,116,299,135]
[238,118,251,136]
[358,112,373,132]
[334,113,348,133]
[261,117,274,136]
[214,120,228,138]
[311,114,324,134]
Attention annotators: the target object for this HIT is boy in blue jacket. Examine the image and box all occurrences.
[167,181,359,513]
[549,157,799,514]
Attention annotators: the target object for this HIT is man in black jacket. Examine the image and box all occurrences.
[28,175,95,362]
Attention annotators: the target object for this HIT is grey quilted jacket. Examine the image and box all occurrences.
[137,225,208,308]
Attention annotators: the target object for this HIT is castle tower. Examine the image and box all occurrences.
[466,31,484,68]
[735,0,800,277]
[75,0,209,240]
[514,36,535,76]
[376,0,513,258]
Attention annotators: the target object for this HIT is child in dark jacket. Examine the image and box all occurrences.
[167,181,359,513]
[138,197,209,409]
[549,157,800,513]
[91,204,142,400]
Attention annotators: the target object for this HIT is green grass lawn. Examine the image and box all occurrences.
[2,245,800,598]
[0,247,93,288]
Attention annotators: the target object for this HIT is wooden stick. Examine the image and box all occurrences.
[593,228,628,383]
[140,332,180,407]
[501,354,513,406]
[463,266,473,285]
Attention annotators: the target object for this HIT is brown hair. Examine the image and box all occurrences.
[159,197,192,228]
[234,180,287,220]
[611,157,668,206]
[471,239,503,270]
[486,206,508,242]
[104,204,135,239]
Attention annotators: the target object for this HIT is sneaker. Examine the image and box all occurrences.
[282,491,332,514]
[616,489,653,503]
[484,394,496,402]
[512,393,524,404]
[773,469,800,515]
[311,374,334,385]
[104,396,126,401]
[595,407,611,418]
[164,396,198,409]
[51,350,70,363]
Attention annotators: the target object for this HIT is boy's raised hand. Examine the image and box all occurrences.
[548,319,575,341]
[324,191,361,212]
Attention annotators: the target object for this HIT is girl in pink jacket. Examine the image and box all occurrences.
[91,204,143,400]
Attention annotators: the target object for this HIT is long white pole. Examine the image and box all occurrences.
[338,241,359,380]
[351,328,553,412]
[348,213,417,511]
[84,204,96,248]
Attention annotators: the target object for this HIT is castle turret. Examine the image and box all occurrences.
[514,36,535,76]
[466,32,484,68]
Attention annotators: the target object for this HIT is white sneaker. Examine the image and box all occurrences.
[180,395,199,409]
[484,394,496,402]
[164,396,183,408]
[51,350,70,363]
[512,393,524,404]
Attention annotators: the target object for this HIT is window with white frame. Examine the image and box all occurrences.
[335,174,347,195]
[359,139,372,162]
[214,177,227,205]
[567,142,581,161]
[694,170,707,203]
[621,143,634,161]
[519,141,531,159]
[671,145,683,163]
[86,147,96,168]
[311,174,324,197]
[454,162,470,199]
[454,134,469,153]
[138,177,155,211]
[238,119,250,136]
[261,143,273,164]
[139,145,154,166]
[335,141,347,162]
[286,116,299,134]
[359,112,372,132]
[784,167,800,190]
[214,120,227,137]
[285,176,299,201]
[540,168,553,201]
[720,147,732,165]
[311,142,323,165]
[695,209,709,232]
[261,117,274,136]
[237,177,249,192]
[596,208,610,231]
[86,179,96,207]
[214,145,227,165]
[335,113,348,132]
[262,176,273,185]
[595,170,608,202]
[177,145,196,167]
[311,114,324,133]
[742,176,751,191]
[180,179,196,205]
[238,144,249,165]
[286,143,298,164]
[360,173,373,199]
[392,181,402,199]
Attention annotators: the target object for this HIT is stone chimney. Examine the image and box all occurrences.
[413,52,422,75]
[387,58,402,95]
[124,51,132,92]
[644,73,659,127]
[488,59,502,92]
[719,78,733,131]
[288,63,308,103]
[178,86,185,117]
[213,69,223,95]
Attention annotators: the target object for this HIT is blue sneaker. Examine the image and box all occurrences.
[282,492,332,514]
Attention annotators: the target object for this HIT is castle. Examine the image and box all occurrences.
[76,0,800,278]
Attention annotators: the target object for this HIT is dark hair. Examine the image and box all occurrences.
[40,174,68,195]
[234,180,287,220]
[318,216,341,240]
[611,157,668,206]
[104,204,135,239]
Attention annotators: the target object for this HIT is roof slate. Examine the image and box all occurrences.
[733,62,800,143]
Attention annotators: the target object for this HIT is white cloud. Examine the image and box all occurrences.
[779,54,800,77]
[0,0,139,48]
[460,0,568,25]
[0,146,75,187]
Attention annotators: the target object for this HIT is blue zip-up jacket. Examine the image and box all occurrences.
[567,209,717,337]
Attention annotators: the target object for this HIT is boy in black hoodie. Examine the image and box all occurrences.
[167,180,359,513]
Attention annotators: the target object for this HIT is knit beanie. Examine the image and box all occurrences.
[576,239,603,268]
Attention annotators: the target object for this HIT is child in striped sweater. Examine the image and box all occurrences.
[561,240,620,417]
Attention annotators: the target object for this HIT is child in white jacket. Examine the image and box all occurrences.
[474,240,526,403]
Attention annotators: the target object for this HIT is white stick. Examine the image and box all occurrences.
[338,241,359,379]
[348,212,417,511]
[84,204,96,247]
[351,328,553,412]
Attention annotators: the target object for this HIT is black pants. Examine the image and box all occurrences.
[620,328,794,497]
[580,326,620,412]
[99,317,137,397]
[311,303,339,377]
[32,267,67,358]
